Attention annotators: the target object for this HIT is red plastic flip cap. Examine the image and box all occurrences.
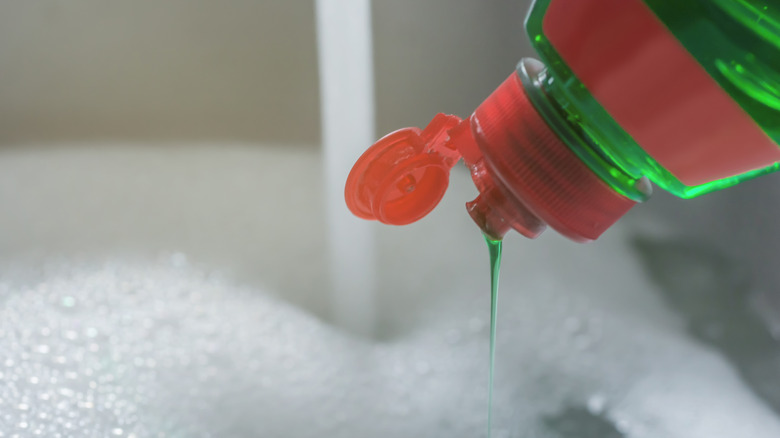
[345,63,637,241]
[344,113,463,225]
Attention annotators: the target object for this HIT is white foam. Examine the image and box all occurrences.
[2,246,780,437]
[0,258,490,437]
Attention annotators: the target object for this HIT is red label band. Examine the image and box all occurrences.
[543,0,780,186]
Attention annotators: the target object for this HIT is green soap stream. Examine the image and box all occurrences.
[484,235,503,438]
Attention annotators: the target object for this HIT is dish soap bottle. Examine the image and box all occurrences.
[344,0,780,241]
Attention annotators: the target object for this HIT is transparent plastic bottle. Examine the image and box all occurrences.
[344,0,780,241]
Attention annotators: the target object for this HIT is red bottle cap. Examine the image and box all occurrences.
[344,113,462,225]
[345,60,637,241]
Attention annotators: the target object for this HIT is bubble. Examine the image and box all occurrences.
[587,393,607,415]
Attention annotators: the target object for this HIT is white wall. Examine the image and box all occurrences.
[0,0,533,146]
[0,0,320,145]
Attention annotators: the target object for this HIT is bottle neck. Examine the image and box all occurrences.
[518,59,652,202]
[458,58,642,242]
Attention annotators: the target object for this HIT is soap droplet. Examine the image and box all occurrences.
[61,296,76,308]
[36,344,50,354]
[111,427,124,436]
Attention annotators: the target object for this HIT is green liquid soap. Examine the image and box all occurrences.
[484,235,503,438]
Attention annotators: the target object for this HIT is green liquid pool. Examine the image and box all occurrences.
[484,235,503,438]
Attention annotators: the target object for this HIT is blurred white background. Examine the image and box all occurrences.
[0,0,530,145]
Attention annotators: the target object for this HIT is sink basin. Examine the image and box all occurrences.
[1,143,779,437]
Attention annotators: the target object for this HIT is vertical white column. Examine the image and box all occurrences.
[315,0,377,336]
